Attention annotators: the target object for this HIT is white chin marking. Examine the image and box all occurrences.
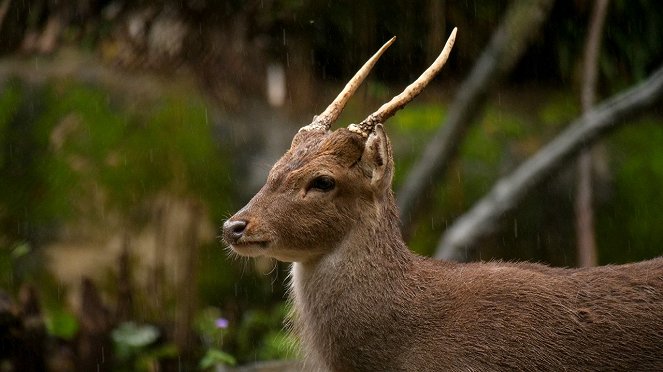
[231,244,263,257]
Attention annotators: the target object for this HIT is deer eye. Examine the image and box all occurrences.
[308,175,336,192]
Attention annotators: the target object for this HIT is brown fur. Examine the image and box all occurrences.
[224,126,663,371]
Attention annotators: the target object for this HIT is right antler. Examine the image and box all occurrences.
[349,27,457,137]
[300,36,397,133]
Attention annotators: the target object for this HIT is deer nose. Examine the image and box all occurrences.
[222,219,247,244]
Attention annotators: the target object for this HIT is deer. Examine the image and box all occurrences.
[222,28,663,371]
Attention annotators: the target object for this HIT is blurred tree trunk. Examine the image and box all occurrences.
[152,201,168,317]
[576,0,609,267]
[13,285,47,371]
[116,235,134,322]
[78,278,113,371]
[173,200,202,361]
[434,63,663,261]
[397,0,555,235]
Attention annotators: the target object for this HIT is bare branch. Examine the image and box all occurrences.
[576,0,610,267]
[435,63,663,261]
[581,0,610,112]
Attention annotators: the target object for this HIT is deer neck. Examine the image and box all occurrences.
[290,192,415,368]
[292,192,411,284]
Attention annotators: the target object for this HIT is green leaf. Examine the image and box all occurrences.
[111,322,160,348]
[199,348,237,369]
[11,242,31,259]
[45,309,79,340]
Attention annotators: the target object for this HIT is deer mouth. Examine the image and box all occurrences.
[228,240,271,257]
[233,240,270,248]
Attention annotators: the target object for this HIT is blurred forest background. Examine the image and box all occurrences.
[1,0,662,370]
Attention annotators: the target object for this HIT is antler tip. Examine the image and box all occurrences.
[302,35,397,133]
[353,27,457,135]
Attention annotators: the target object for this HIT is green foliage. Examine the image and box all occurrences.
[200,349,237,369]
[257,330,299,361]
[112,322,160,351]
[0,241,28,291]
[0,250,10,288]
[0,80,232,239]
[112,322,178,371]
[390,103,446,191]
[389,90,663,265]
[0,82,22,167]
[196,306,231,350]
[45,308,79,340]
[233,303,298,363]
[10,241,31,260]
[0,78,244,364]
[195,304,297,366]
[597,119,663,263]
[603,0,663,85]
[198,244,239,307]
[30,83,126,220]
[392,101,531,256]
[34,82,228,220]
[538,93,579,129]
[0,81,48,241]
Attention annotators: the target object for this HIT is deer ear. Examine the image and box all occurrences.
[361,124,394,190]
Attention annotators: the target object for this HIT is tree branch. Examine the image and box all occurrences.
[575,0,609,267]
[435,63,663,261]
[397,0,555,233]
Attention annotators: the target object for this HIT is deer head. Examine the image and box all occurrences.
[223,29,457,263]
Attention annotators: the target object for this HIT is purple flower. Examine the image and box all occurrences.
[215,317,229,329]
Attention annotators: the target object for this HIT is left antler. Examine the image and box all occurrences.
[349,27,457,137]
[300,36,397,133]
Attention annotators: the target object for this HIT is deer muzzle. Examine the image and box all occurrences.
[222,219,247,245]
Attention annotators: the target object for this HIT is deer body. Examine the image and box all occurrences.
[291,199,663,370]
[223,29,663,370]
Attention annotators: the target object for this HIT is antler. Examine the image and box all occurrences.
[300,36,397,133]
[349,27,457,137]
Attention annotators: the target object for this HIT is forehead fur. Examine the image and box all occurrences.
[284,128,365,171]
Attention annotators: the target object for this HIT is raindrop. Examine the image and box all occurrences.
[513,218,518,238]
